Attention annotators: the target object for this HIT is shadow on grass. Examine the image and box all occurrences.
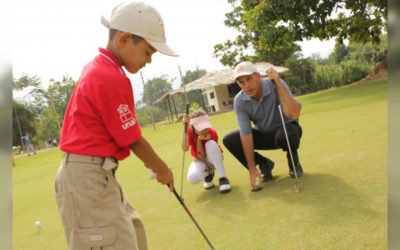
[193,173,381,225]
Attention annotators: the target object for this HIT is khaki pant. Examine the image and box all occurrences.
[55,153,147,250]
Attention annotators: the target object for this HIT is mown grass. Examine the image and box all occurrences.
[13,80,387,249]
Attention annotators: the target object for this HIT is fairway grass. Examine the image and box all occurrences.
[13,81,387,249]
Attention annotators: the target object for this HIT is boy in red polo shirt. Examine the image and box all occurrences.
[55,2,177,249]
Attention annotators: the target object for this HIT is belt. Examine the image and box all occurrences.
[64,153,119,173]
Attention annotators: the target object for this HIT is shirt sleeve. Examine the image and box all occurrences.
[100,95,142,148]
[234,94,253,135]
[90,75,142,148]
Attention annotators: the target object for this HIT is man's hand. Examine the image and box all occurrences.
[248,163,263,191]
[266,68,280,84]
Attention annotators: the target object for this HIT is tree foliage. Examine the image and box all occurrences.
[35,108,60,146]
[47,76,76,123]
[12,101,37,147]
[142,75,173,105]
[29,75,76,133]
[12,74,76,147]
[214,0,301,66]
[12,74,41,90]
[215,0,387,67]
[178,68,207,112]
[282,56,316,94]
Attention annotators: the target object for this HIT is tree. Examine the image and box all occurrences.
[12,101,37,148]
[12,74,41,90]
[47,76,76,124]
[214,1,301,67]
[343,34,387,64]
[309,52,328,65]
[12,74,42,149]
[36,107,62,144]
[142,75,173,105]
[30,75,76,133]
[215,0,387,67]
[283,56,316,94]
[179,68,207,111]
[328,42,349,64]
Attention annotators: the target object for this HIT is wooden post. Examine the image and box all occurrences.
[164,101,171,122]
[171,95,179,121]
[13,106,25,152]
[167,96,174,122]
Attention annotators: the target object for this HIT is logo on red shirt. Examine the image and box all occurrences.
[118,104,136,130]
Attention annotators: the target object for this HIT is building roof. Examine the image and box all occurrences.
[153,62,288,105]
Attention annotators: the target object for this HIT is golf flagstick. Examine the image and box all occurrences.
[271,79,300,193]
[180,103,190,199]
[168,185,215,250]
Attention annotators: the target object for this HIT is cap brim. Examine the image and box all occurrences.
[234,71,254,81]
[144,38,179,57]
[192,121,212,131]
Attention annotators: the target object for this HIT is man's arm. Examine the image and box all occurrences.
[267,68,301,120]
[130,136,174,191]
[240,134,263,190]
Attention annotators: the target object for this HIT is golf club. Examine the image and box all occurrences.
[180,104,190,200]
[168,185,215,250]
[271,79,300,193]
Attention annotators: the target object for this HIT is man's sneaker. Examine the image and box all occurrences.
[219,177,231,193]
[203,171,215,189]
[289,163,303,178]
[259,158,274,182]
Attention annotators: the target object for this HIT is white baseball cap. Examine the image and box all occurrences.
[190,115,212,131]
[233,61,258,81]
[101,1,178,57]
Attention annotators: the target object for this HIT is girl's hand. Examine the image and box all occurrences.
[198,133,211,141]
[182,114,190,125]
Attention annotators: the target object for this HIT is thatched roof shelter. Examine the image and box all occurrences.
[152,62,289,120]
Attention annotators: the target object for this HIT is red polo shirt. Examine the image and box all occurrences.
[60,48,141,160]
[187,127,222,159]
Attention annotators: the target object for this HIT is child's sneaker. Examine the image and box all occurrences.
[219,177,231,193]
[203,171,215,189]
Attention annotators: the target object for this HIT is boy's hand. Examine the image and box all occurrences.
[155,166,174,192]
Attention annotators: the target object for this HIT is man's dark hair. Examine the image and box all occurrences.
[109,29,143,44]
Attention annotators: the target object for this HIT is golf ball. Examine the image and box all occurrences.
[35,221,40,227]
[255,180,260,185]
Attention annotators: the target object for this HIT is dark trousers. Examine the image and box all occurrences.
[223,121,303,170]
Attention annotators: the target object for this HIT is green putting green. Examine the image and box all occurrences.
[13,80,387,249]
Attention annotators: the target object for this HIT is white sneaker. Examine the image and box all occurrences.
[203,171,215,189]
[219,177,231,193]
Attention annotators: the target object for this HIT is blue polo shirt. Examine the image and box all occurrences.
[233,78,300,135]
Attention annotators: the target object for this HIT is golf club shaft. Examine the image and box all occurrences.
[277,104,298,179]
[169,186,215,250]
[180,104,190,198]
[271,80,299,180]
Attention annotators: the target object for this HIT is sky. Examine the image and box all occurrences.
[11,0,335,102]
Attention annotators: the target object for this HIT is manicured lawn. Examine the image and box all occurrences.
[13,81,387,249]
